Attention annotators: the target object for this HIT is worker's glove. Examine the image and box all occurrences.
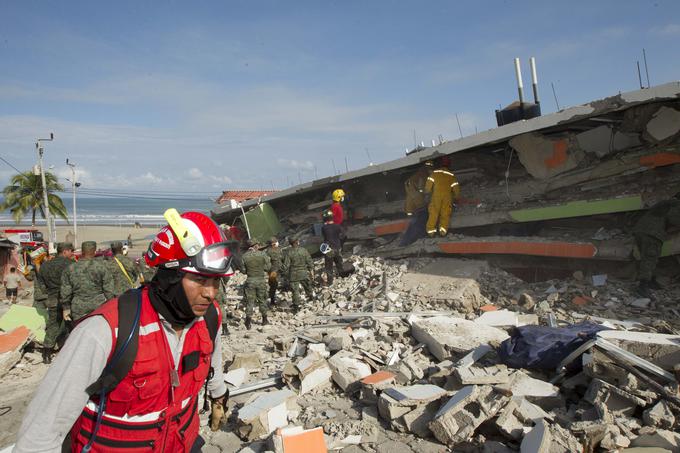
[63,308,72,322]
[209,390,229,431]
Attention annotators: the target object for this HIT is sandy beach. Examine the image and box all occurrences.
[27,225,159,257]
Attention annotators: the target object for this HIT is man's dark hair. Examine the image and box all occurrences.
[111,241,124,254]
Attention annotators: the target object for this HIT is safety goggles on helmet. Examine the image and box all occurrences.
[153,241,234,276]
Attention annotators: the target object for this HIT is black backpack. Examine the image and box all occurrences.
[85,288,220,397]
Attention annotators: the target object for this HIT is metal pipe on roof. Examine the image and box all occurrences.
[514,58,525,105]
[530,57,540,105]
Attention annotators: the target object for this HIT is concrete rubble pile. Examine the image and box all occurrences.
[185,254,680,453]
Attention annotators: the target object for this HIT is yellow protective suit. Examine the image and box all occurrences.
[404,168,431,215]
[424,167,460,236]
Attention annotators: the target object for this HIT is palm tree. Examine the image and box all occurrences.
[1,171,69,225]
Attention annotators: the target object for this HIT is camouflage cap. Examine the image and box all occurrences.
[246,238,259,248]
[56,242,74,253]
[111,241,124,249]
[268,236,278,245]
[81,241,97,252]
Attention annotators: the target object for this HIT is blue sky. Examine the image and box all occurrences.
[1,0,679,196]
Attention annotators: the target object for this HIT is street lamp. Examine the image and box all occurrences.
[66,158,80,248]
[36,133,54,252]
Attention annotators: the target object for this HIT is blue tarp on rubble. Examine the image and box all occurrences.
[498,322,609,371]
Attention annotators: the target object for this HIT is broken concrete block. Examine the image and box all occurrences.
[410,316,509,361]
[327,351,371,391]
[360,370,396,404]
[576,125,641,157]
[0,326,31,377]
[495,397,550,440]
[494,371,561,410]
[584,378,645,417]
[428,385,507,446]
[282,352,332,395]
[307,343,330,358]
[643,401,676,430]
[229,352,262,372]
[402,401,439,438]
[631,430,680,452]
[237,389,298,441]
[646,106,680,142]
[324,328,353,352]
[597,330,680,370]
[378,384,447,421]
[225,367,247,387]
[456,364,510,385]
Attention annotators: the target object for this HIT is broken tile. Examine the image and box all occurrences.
[327,351,371,391]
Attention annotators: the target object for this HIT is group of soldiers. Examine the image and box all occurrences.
[33,240,147,363]
[238,236,315,329]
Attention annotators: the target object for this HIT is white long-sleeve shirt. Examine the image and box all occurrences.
[14,314,225,453]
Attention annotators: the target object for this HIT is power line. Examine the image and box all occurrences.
[0,155,24,175]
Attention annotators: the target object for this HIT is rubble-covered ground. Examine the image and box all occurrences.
[1,255,680,452]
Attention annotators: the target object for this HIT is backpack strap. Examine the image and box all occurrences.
[204,302,220,349]
[85,288,142,397]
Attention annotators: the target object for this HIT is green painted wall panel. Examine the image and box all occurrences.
[509,196,643,222]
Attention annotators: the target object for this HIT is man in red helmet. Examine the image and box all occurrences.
[14,211,233,452]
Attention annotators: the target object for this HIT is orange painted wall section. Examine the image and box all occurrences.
[281,427,328,453]
[438,240,597,258]
[374,220,409,236]
[0,326,30,354]
[639,152,680,168]
[544,140,569,169]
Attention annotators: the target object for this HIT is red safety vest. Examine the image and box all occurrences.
[69,287,220,452]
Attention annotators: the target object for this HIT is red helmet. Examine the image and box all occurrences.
[145,211,235,277]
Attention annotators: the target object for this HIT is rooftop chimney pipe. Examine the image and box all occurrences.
[514,57,525,105]
[529,57,539,105]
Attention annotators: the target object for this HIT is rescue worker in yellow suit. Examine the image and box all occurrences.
[404,161,434,216]
[425,156,460,237]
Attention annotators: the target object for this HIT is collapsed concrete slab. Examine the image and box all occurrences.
[237,389,298,441]
[428,385,507,446]
[327,351,371,391]
[596,330,680,371]
[509,133,584,179]
[456,364,510,385]
[409,316,509,361]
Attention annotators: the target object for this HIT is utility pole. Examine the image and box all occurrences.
[36,133,54,252]
[66,158,80,248]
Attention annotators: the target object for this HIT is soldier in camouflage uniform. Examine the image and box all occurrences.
[266,237,282,306]
[106,241,140,296]
[238,239,271,329]
[632,193,680,297]
[61,241,115,322]
[282,237,315,311]
[27,265,48,310]
[36,242,74,363]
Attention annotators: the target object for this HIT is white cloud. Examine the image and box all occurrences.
[277,158,315,170]
[187,167,203,179]
[654,23,680,36]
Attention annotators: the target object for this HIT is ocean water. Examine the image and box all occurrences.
[0,196,218,226]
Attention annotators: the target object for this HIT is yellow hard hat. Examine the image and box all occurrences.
[332,189,345,202]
